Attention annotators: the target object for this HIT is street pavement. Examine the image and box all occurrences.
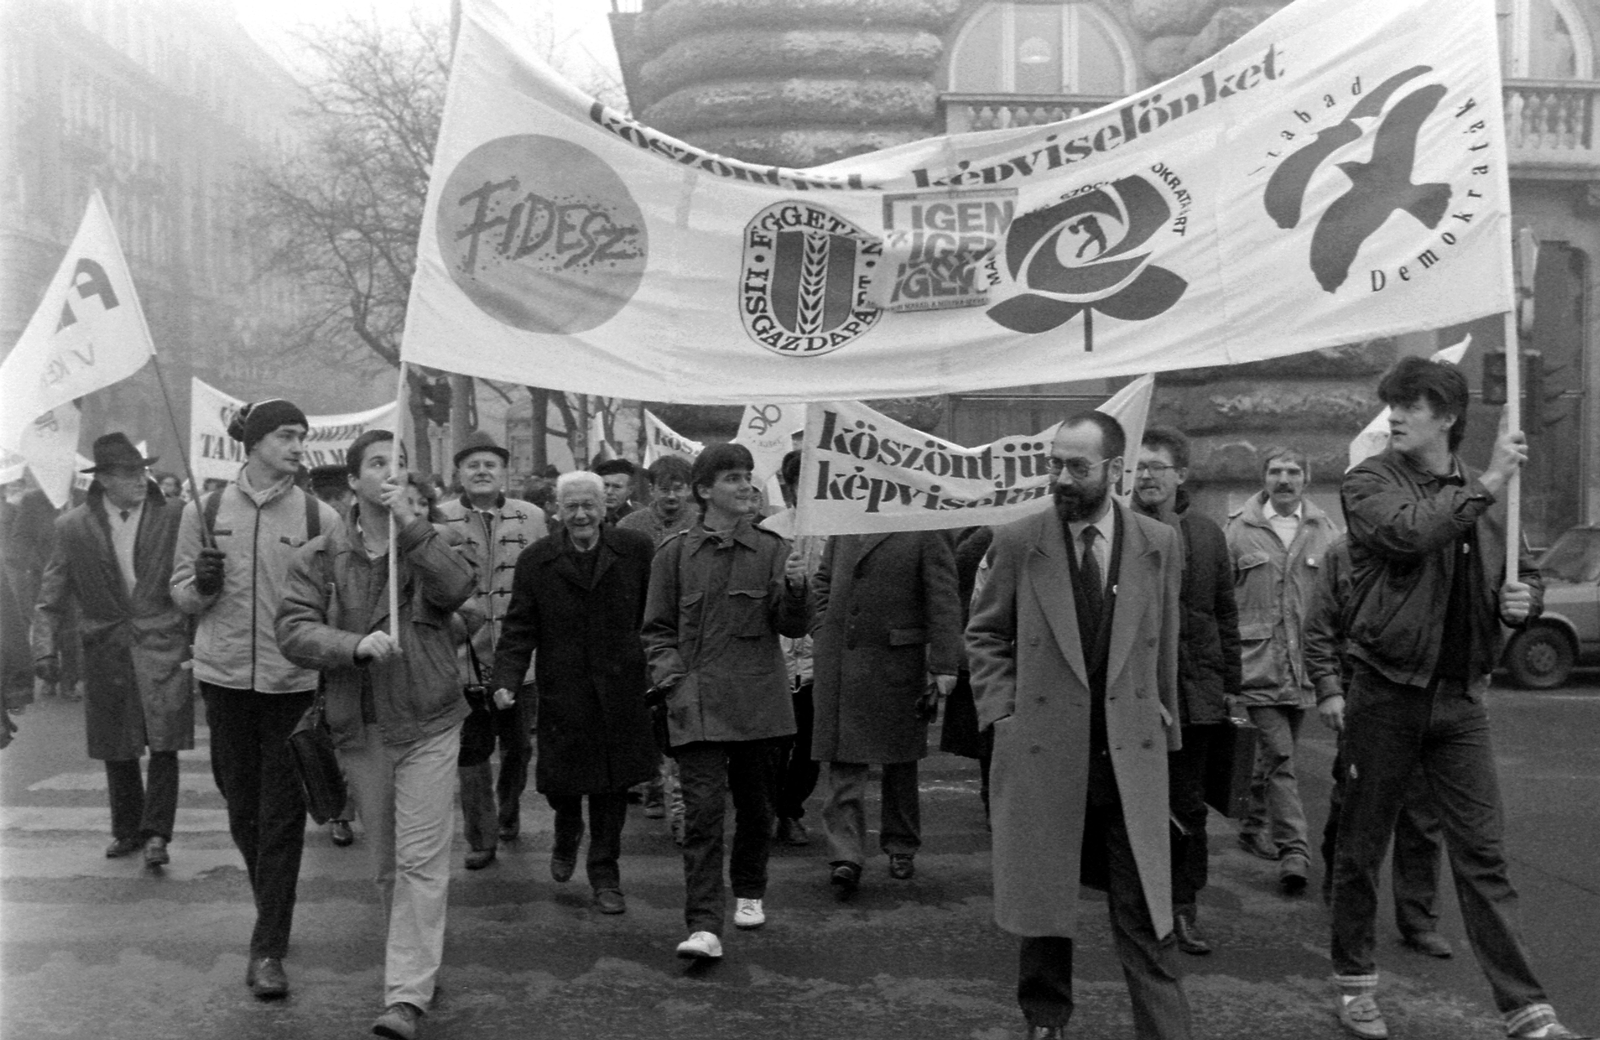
[2,673,1596,1040]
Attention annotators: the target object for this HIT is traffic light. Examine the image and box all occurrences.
[1482,351,1506,405]
[420,377,452,425]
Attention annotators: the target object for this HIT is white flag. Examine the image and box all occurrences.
[733,403,804,487]
[641,410,704,466]
[1100,375,1156,500]
[20,406,83,508]
[796,377,1156,536]
[0,193,155,451]
[1346,337,1472,470]
[405,0,1510,402]
[188,377,399,485]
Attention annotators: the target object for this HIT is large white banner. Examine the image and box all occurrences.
[0,192,155,451]
[189,378,398,484]
[795,376,1153,536]
[404,0,1511,403]
[641,409,703,466]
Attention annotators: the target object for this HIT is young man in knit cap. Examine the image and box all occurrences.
[436,430,547,868]
[171,399,342,1000]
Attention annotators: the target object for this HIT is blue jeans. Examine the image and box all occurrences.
[1241,704,1310,858]
[1330,664,1546,1013]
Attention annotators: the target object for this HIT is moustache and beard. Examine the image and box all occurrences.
[1054,478,1110,523]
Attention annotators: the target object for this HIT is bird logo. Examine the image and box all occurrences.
[1264,66,1452,293]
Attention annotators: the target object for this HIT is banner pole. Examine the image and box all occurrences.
[149,354,216,549]
[1502,305,1521,566]
[390,361,407,639]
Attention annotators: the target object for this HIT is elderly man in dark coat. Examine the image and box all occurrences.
[491,470,657,915]
[32,434,194,867]
[811,530,962,892]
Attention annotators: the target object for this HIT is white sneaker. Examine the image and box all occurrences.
[734,897,766,929]
[675,931,723,960]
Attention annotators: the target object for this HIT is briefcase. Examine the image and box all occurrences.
[1203,716,1259,819]
[287,692,347,826]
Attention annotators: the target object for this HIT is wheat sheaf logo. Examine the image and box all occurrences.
[740,201,882,358]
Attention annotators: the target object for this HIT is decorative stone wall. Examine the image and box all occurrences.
[614,0,1386,491]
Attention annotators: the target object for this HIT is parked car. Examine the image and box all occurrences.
[1503,524,1600,689]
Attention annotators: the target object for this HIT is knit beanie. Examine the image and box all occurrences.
[229,399,309,451]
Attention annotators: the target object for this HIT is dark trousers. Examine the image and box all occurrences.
[1331,665,1546,1013]
[202,684,313,959]
[1018,802,1193,1039]
[676,739,779,936]
[774,681,820,820]
[106,752,180,842]
[822,760,921,865]
[1167,723,1226,910]
[459,695,534,835]
[1321,741,1443,937]
[547,792,629,891]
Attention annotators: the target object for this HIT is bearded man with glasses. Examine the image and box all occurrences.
[969,411,1192,1040]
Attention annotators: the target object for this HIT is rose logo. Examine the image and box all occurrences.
[986,175,1186,341]
[745,405,784,436]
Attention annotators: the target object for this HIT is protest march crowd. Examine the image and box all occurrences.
[0,355,1589,1040]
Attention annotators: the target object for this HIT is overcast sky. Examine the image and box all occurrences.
[233,0,624,97]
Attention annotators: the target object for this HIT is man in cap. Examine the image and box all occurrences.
[33,434,194,867]
[595,458,638,525]
[171,399,342,1000]
[437,430,547,868]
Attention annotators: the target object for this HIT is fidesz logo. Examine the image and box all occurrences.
[740,202,882,358]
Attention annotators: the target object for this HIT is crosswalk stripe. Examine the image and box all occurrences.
[0,807,236,832]
[27,772,221,795]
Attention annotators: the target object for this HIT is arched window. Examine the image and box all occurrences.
[1499,0,1594,79]
[947,2,1136,97]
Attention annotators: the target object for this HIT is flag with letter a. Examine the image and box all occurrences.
[0,192,155,451]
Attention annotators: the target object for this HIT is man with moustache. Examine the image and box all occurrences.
[1225,448,1337,895]
[619,455,699,548]
[1131,426,1240,956]
[437,431,547,868]
[968,412,1191,1040]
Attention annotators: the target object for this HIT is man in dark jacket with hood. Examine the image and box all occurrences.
[33,434,194,868]
[1133,426,1240,956]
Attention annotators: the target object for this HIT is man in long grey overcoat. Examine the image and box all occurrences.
[967,412,1191,1040]
[33,433,195,868]
[810,530,961,892]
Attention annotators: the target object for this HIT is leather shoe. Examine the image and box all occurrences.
[1401,931,1453,958]
[1026,1026,1067,1039]
[465,848,497,870]
[372,1001,422,1040]
[593,888,626,914]
[1237,831,1279,860]
[246,956,288,999]
[1174,911,1213,955]
[498,822,519,842]
[143,836,169,867]
[830,861,861,895]
[1279,852,1310,895]
[888,853,915,880]
[550,853,576,883]
[329,820,354,847]
[105,836,142,858]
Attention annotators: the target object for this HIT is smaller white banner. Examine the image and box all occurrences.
[642,409,704,466]
[795,377,1153,536]
[189,377,397,484]
[733,403,804,486]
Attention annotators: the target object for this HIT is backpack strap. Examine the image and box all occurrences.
[304,489,321,541]
[202,490,223,539]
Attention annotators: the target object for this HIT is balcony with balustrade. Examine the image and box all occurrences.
[941,80,1600,178]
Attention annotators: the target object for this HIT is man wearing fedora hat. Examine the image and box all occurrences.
[33,433,195,868]
[171,399,342,1000]
[437,430,547,869]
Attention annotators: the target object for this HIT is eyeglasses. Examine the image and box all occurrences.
[1134,462,1175,476]
[1045,456,1114,481]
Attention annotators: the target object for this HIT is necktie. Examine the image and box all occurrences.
[120,510,130,522]
[1080,527,1104,621]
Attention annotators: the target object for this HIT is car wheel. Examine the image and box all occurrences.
[1504,625,1576,689]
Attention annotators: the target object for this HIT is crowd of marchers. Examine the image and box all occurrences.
[0,357,1589,1040]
